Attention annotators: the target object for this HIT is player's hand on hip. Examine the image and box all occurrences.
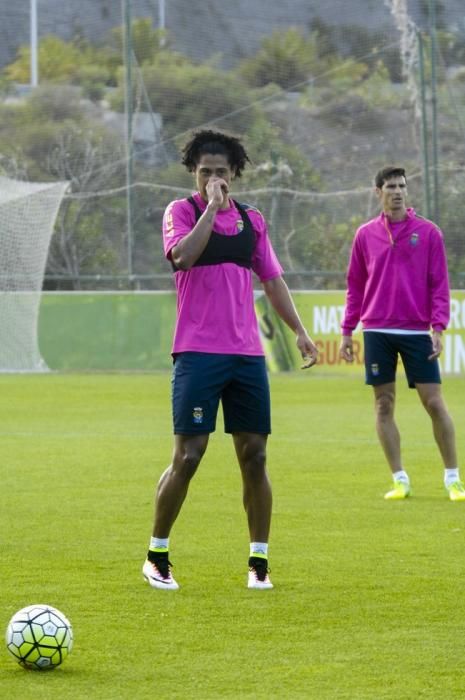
[339,336,354,363]
[298,332,318,369]
[429,330,443,360]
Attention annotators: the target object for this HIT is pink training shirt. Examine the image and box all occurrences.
[341,208,450,335]
[163,192,283,355]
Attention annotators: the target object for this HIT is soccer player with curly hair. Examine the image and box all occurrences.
[142,129,318,590]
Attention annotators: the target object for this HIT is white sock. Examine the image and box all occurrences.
[444,468,459,488]
[250,542,268,558]
[392,470,409,484]
[149,537,169,552]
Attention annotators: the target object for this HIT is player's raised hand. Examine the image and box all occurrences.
[339,336,354,363]
[206,177,228,209]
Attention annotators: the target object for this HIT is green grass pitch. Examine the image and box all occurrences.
[1,372,465,699]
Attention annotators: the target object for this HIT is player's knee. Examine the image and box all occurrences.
[423,394,446,419]
[375,393,394,418]
[173,449,203,480]
[242,448,267,479]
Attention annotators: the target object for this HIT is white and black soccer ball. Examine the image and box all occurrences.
[5,604,73,670]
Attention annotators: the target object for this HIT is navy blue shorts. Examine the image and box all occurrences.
[363,332,441,389]
[171,352,271,435]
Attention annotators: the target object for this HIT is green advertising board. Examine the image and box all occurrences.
[38,291,465,374]
[39,292,176,370]
[257,290,465,376]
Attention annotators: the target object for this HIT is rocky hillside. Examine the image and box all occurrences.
[2,0,464,70]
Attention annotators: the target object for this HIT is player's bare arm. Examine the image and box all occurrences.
[263,276,318,367]
[171,178,228,270]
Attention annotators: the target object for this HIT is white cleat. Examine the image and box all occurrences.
[248,557,273,590]
[142,558,179,590]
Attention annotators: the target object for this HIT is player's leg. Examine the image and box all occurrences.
[373,382,401,472]
[415,383,464,500]
[364,332,409,498]
[154,351,224,536]
[143,433,209,590]
[415,383,456,466]
[373,383,410,498]
[223,355,273,588]
[143,352,224,589]
[233,431,271,543]
[233,431,273,589]
[400,334,463,500]
[154,433,210,537]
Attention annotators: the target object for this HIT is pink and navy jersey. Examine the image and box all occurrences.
[341,208,450,335]
[163,192,283,355]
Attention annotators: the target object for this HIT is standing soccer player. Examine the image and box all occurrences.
[142,129,318,590]
[339,166,463,501]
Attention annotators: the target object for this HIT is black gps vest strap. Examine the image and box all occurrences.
[170,197,255,271]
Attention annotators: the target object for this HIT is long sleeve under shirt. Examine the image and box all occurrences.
[341,208,450,336]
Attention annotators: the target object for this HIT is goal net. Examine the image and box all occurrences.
[0,176,68,372]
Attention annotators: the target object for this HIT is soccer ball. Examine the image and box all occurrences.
[5,604,73,670]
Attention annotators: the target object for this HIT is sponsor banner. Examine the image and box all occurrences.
[256,290,465,376]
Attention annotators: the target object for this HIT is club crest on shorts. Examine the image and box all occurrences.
[371,363,379,376]
[409,232,419,246]
[192,406,203,424]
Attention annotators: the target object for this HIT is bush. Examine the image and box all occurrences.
[238,29,321,91]
[316,93,384,132]
[110,55,260,137]
[28,85,83,122]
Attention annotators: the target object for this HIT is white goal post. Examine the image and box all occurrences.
[0,176,68,372]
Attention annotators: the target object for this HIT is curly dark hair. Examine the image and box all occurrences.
[181,129,251,177]
[374,166,407,189]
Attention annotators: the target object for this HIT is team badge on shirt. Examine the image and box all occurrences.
[236,219,244,233]
[371,363,379,376]
[193,406,204,424]
[409,233,419,246]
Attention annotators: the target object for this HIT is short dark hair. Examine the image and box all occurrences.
[374,166,407,189]
[181,129,251,177]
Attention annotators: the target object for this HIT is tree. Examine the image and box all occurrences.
[110,18,168,66]
[0,86,127,288]
[4,33,121,91]
[45,125,127,288]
